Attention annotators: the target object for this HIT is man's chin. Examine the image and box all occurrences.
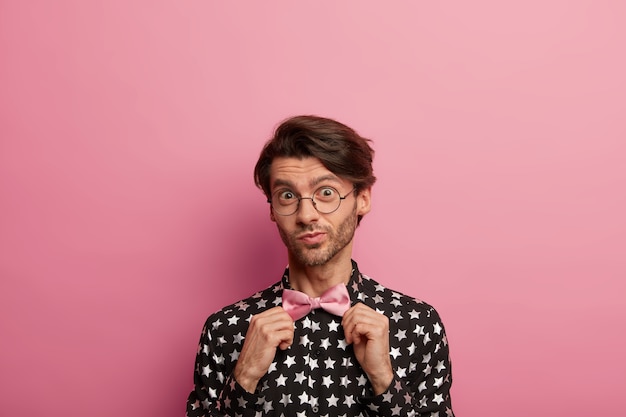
[294,248,331,267]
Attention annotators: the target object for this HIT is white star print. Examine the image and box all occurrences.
[275,374,287,387]
[390,347,401,359]
[232,332,244,344]
[395,329,407,341]
[327,394,339,407]
[311,320,321,333]
[310,396,319,408]
[299,334,311,347]
[324,357,336,369]
[357,374,368,386]
[234,301,249,311]
[294,371,306,384]
[320,337,331,349]
[284,355,296,368]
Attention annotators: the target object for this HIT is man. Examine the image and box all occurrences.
[186,115,454,417]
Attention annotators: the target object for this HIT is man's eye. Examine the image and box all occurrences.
[316,187,336,200]
[279,191,296,200]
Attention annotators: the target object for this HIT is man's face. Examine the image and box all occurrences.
[268,156,371,267]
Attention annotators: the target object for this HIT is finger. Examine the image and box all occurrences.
[342,303,375,327]
[343,307,388,343]
[250,307,294,330]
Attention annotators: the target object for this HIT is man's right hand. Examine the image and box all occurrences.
[233,306,294,393]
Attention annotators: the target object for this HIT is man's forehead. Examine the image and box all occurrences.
[269,157,345,189]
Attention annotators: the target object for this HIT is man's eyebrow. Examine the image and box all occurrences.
[310,175,341,187]
[271,175,341,190]
[272,179,295,189]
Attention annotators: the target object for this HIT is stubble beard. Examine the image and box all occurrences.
[278,205,359,267]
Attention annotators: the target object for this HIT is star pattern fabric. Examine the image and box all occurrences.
[186,260,454,417]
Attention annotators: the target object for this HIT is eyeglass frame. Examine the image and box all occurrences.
[267,186,357,216]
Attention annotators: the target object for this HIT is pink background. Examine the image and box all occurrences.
[1,1,625,416]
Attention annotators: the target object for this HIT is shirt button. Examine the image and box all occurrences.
[312,406,319,413]
[313,349,322,358]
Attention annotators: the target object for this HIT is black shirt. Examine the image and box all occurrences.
[186,260,454,417]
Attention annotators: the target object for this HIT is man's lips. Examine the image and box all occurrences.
[297,231,326,245]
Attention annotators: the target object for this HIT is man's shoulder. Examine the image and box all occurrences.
[358,272,442,322]
[203,280,283,329]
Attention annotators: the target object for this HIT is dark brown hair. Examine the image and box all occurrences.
[254,115,377,198]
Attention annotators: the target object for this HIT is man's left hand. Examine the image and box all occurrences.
[342,303,394,395]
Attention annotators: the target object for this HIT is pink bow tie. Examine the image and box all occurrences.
[282,283,351,321]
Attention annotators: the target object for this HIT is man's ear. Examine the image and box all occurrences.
[269,207,276,222]
[356,187,372,217]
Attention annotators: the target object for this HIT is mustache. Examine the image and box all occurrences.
[296,225,329,234]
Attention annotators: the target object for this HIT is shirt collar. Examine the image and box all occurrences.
[280,259,364,306]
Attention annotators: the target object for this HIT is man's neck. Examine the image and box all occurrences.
[286,255,353,298]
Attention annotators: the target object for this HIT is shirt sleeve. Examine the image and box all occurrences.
[186,318,261,417]
[359,306,455,417]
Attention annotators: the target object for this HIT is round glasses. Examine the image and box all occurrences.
[268,186,356,216]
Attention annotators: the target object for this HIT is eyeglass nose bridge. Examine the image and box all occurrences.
[295,196,318,212]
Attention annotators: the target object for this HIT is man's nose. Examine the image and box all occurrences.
[295,197,320,222]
